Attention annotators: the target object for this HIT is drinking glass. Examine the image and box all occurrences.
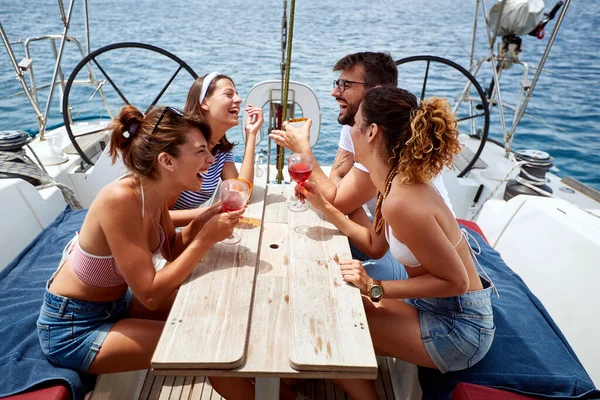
[287,153,313,212]
[219,179,250,244]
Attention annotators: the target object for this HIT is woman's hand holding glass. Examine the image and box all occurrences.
[287,153,314,212]
[218,179,250,244]
[195,206,246,245]
[295,181,328,211]
[189,203,223,233]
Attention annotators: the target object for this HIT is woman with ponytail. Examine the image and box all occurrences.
[298,87,497,399]
[169,72,264,226]
[37,105,254,399]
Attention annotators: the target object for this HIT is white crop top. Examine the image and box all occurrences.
[385,222,463,267]
[384,184,462,267]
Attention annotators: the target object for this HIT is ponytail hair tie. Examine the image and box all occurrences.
[124,123,139,139]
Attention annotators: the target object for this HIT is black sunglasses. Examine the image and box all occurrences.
[150,106,184,135]
[333,79,371,93]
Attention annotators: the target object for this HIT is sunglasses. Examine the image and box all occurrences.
[333,79,371,93]
[150,106,184,135]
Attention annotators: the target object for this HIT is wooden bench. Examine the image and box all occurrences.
[88,357,395,399]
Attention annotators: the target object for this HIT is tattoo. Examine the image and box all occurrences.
[331,149,353,178]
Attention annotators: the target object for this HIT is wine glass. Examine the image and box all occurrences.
[219,179,250,245]
[287,153,313,212]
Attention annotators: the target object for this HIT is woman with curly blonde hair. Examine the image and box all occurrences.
[298,86,497,399]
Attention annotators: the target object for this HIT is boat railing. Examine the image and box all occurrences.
[464,0,571,156]
[0,0,107,141]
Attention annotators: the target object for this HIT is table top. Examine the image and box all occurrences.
[152,173,377,379]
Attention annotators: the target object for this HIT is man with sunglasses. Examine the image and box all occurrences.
[272,52,399,212]
[271,52,407,280]
[271,52,453,281]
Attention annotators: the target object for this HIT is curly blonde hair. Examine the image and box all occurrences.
[362,88,461,185]
[361,87,461,234]
[401,97,461,184]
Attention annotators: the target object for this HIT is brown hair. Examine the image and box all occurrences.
[184,73,236,154]
[333,52,398,86]
[108,105,211,178]
[362,87,461,234]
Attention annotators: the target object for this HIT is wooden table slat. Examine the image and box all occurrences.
[152,180,377,382]
[288,197,377,375]
[152,174,267,370]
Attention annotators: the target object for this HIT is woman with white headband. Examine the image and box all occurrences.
[169,72,264,225]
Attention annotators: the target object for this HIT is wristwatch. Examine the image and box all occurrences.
[367,280,384,302]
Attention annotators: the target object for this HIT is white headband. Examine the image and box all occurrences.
[199,71,221,104]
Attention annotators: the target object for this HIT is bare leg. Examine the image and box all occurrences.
[335,379,379,400]
[209,377,255,400]
[88,318,255,399]
[336,297,437,400]
[364,298,436,368]
[86,318,165,373]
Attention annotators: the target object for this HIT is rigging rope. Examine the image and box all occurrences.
[276,0,296,184]
[0,149,83,209]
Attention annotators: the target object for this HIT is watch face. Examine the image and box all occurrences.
[371,285,383,298]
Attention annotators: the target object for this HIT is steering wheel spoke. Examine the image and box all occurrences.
[395,55,490,177]
[63,42,198,165]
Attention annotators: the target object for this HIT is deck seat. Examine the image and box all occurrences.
[88,357,396,399]
[452,383,537,400]
[0,382,70,400]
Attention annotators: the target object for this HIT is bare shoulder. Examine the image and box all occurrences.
[93,179,139,216]
[381,184,434,232]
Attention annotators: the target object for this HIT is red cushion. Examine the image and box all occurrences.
[452,383,537,400]
[456,219,488,243]
[0,383,70,400]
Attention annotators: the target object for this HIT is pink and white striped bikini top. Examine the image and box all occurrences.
[68,226,165,287]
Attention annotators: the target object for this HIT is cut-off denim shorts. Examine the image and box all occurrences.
[405,276,495,373]
[36,281,132,373]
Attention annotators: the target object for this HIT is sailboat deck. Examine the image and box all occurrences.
[88,357,395,400]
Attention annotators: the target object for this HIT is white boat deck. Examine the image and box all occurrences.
[1,124,599,398]
[87,357,396,400]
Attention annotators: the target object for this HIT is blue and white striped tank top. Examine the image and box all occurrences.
[172,150,234,210]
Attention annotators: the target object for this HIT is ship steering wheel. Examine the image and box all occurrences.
[62,42,198,166]
[395,55,490,177]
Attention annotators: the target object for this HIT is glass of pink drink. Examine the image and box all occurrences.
[287,153,313,212]
[219,179,249,244]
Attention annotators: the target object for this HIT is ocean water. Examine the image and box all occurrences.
[1,0,598,189]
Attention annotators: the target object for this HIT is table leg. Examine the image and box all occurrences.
[255,377,280,399]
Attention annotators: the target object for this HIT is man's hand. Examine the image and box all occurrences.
[269,118,312,154]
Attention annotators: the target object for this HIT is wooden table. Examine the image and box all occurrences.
[152,173,377,398]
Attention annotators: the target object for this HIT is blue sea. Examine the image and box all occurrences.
[1,0,599,189]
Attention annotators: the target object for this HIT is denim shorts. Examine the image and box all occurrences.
[36,284,132,373]
[405,277,495,373]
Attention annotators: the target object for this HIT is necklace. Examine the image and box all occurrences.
[374,167,399,235]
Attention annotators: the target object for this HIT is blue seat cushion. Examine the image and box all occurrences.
[0,207,93,400]
[418,225,599,400]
